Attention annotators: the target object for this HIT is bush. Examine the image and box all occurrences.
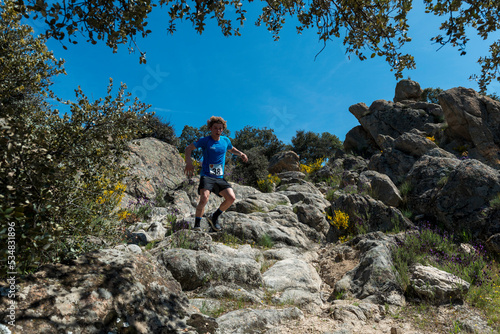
[257,174,281,193]
[392,222,494,296]
[0,6,152,275]
[232,126,285,160]
[300,157,325,174]
[138,114,179,146]
[228,147,268,188]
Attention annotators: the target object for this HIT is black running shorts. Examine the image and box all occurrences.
[198,176,232,197]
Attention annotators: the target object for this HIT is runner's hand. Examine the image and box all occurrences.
[184,163,195,178]
[241,153,248,163]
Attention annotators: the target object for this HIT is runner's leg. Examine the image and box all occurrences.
[196,188,211,217]
[219,188,236,212]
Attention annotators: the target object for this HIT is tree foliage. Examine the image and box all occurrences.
[232,125,285,160]
[138,114,179,146]
[227,147,268,188]
[0,2,152,274]
[12,0,500,92]
[421,87,444,104]
[291,130,342,164]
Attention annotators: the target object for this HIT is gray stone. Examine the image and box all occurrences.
[359,170,402,207]
[268,151,300,174]
[0,249,198,334]
[121,137,185,205]
[222,210,317,248]
[263,258,323,310]
[409,264,470,304]
[216,307,304,334]
[394,79,422,102]
[294,203,331,236]
[150,229,213,253]
[439,87,500,168]
[156,248,262,291]
[408,156,500,238]
[147,221,167,240]
[334,232,406,306]
[343,125,379,157]
[332,194,412,233]
[277,170,306,180]
[201,284,264,304]
[277,180,324,196]
[230,192,291,214]
[114,243,143,254]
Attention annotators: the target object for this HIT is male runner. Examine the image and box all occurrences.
[184,116,248,231]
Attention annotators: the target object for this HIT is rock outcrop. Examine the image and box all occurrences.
[121,137,186,205]
[268,150,300,174]
[1,249,204,334]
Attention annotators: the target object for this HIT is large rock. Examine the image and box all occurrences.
[216,307,303,334]
[0,249,199,334]
[156,246,262,291]
[409,264,470,304]
[277,179,324,196]
[368,131,455,186]
[408,156,500,238]
[222,209,321,247]
[348,99,438,147]
[122,137,185,204]
[294,203,331,236]
[359,170,402,207]
[393,79,422,102]
[334,232,405,306]
[332,194,413,233]
[368,149,417,186]
[262,258,323,310]
[230,192,291,214]
[439,87,500,168]
[343,125,379,157]
[392,131,439,158]
[268,151,300,174]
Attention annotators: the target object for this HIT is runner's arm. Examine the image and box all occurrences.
[229,147,248,163]
[185,143,196,177]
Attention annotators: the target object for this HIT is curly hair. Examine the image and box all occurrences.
[207,116,227,130]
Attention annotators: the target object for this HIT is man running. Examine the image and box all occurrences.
[184,116,248,231]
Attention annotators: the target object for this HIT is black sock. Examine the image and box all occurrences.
[195,217,201,225]
[212,209,223,222]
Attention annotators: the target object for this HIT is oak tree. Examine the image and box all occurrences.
[11,0,500,92]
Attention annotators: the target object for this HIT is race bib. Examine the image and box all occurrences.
[209,164,223,176]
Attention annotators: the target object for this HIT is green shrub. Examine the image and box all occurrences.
[138,114,179,146]
[392,222,494,293]
[228,147,268,188]
[257,174,281,193]
[258,234,274,248]
[0,6,152,275]
[490,193,500,209]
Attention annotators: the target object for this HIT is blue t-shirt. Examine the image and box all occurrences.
[194,136,233,178]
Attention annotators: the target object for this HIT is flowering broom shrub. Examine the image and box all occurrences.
[327,209,350,243]
[257,174,281,193]
[300,157,324,174]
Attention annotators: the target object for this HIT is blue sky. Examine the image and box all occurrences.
[30,2,500,146]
